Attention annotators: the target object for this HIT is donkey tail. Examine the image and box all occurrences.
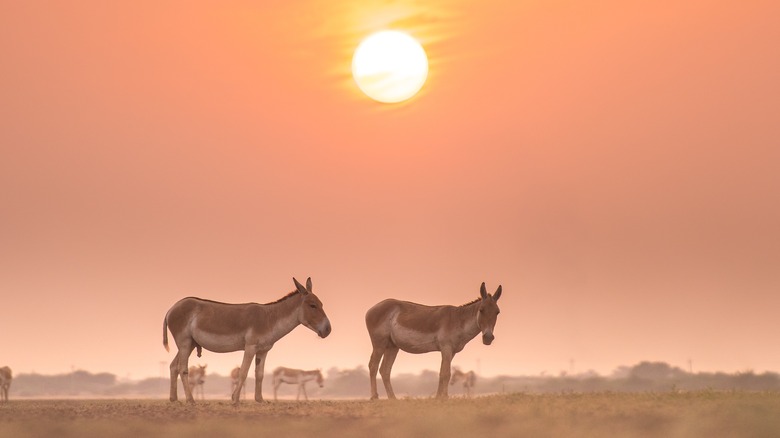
[163,316,170,352]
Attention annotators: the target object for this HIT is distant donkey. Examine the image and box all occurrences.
[450,368,477,397]
[187,365,207,400]
[230,366,246,400]
[0,366,11,402]
[366,282,501,399]
[272,367,324,401]
[163,277,332,404]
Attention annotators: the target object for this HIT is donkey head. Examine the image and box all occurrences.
[293,277,332,338]
[477,282,502,345]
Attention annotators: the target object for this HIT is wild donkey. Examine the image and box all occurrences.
[163,277,331,404]
[0,366,11,402]
[187,365,207,400]
[230,366,246,400]
[450,368,477,397]
[272,367,324,401]
[366,282,501,399]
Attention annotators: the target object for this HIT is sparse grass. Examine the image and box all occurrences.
[0,392,779,438]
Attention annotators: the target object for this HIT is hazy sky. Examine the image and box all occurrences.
[1,1,778,380]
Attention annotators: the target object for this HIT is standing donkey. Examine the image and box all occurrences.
[187,365,207,400]
[365,282,501,399]
[450,368,477,397]
[163,277,332,404]
[0,366,11,402]
[230,366,246,400]
[272,367,324,401]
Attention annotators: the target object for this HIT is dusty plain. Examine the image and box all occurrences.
[1,392,779,438]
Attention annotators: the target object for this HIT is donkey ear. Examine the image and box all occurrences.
[494,285,502,301]
[306,277,313,292]
[293,277,309,295]
[480,282,488,299]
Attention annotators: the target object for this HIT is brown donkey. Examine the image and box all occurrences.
[366,282,501,399]
[163,277,331,404]
[0,366,11,402]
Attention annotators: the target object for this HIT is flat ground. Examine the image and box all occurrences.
[1,392,778,438]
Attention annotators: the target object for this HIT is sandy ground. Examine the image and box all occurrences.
[1,392,779,438]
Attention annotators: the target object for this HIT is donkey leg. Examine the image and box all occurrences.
[273,379,281,401]
[176,347,196,403]
[302,383,308,401]
[233,348,256,404]
[254,350,268,402]
[168,355,179,402]
[436,349,454,399]
[379,346,400,400]
[368,347,385,400]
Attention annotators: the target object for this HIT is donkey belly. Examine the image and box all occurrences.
[280,376,302,384]
[191,329,246,353]
[391,326,439,354]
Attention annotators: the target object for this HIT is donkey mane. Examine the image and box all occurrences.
[264,290,301,305]
[185,291,301,307]
[459,297,483,307]
[187,297,256,306]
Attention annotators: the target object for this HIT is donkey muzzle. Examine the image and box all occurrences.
[482,332,495,345]
[318,320,332,338]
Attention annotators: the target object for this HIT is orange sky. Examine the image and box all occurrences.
[1,1,779,380]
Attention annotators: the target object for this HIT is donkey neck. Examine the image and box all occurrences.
[455,300,482,341]
[263,291,304,343]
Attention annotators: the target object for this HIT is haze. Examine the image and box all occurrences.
[1,1,778,381]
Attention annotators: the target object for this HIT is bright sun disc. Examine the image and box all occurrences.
[352,30,428,103]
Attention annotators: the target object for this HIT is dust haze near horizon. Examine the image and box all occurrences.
[1,1,778,381]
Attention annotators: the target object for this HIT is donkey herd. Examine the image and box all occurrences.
[1,277,501,404]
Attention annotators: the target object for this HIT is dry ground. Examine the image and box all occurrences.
[1,392,779,438]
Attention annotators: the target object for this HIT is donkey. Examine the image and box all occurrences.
[272,367,324,401]
[187,365,207,400]
[365,282,501,399]
[450,367,477,397]
[163,277,331,404]
[0,366,11,402]
[230,366,246,400]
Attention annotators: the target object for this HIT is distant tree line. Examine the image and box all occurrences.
[10,362,780,398]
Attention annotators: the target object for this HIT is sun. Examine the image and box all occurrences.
[352,30,428,104]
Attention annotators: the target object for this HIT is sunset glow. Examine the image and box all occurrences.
[1,1,779,385]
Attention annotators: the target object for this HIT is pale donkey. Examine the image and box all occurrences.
[230,366,246,400]
[450,367,477,397]
[272,367,324,401]
[188,365,207,400]
[0,366,11,402]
